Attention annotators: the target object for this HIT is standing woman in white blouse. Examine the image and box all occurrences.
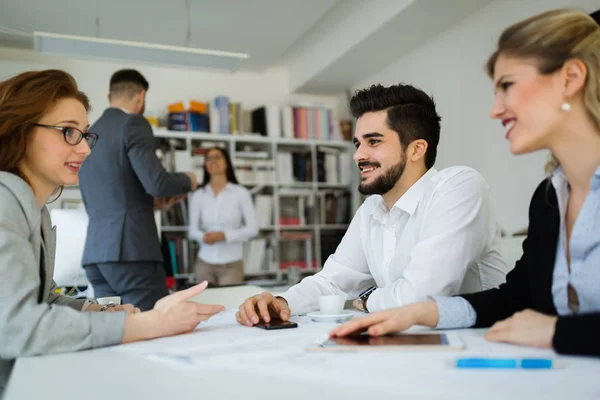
[188,147,258,285]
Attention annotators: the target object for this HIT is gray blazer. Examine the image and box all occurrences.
[79,108,191,264]
[0,172,125,394]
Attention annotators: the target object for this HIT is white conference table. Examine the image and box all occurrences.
[5,310,600,400]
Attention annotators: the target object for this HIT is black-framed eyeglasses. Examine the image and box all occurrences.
[33,124,99,149]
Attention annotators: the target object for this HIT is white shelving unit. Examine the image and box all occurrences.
[154,128,359,280]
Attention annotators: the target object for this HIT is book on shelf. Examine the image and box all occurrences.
[254,195,273,227]
[161,233,197,277]
[251,105,281,138]
[284,106,332,140]
[234,159,276,185]
[280,231,313,240]
[319,191,351,225]
[316,147,351,184]
[243,237,267,275]
[210,96,230,134]
[279,238,316,270]
[229,102,243,134]
[279,195,316,226]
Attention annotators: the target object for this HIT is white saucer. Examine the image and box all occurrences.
[307,310,355,323]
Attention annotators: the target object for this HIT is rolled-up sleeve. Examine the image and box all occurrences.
[279,206,374,315]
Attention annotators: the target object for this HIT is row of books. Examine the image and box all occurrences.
[279,236,317,270]
[164,98,341,140]
[279,192,317,226]
[276,150,352,185]
[167,99,249,134]
[320,192,351,225]
[161,233,197,276]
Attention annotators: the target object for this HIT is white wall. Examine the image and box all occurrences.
[354,0,599,234]
[0,47,345,125]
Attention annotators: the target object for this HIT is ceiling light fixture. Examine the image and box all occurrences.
[33,31,249,72]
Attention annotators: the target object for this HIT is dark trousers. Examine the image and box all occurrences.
[84,262,169,311]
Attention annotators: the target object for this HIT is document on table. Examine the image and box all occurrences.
[105,310,582,395]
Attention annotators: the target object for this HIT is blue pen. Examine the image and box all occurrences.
[456,358,553,369]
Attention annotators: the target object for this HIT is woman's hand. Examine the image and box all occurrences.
[203,231,226,244]
[122,281,225,343]
[485,309,557,348]
[329,301,439,337]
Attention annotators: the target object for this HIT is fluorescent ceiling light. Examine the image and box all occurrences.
[33,31,249,72]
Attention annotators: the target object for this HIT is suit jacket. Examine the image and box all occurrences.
[0,172,125,393]
[79,108,191,264]
[461,179,600,356]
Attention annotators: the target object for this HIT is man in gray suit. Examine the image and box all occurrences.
[79,69,198,311]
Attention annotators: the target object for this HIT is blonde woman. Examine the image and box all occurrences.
[332,9,600,356]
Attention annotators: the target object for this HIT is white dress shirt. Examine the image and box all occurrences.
[188,183,258,264]
[281,166,508,315]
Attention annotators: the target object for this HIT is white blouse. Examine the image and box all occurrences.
[188,183,258,264]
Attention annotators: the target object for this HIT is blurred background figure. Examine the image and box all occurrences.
[188,147,258,286]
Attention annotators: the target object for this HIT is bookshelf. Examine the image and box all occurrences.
[154,128,358,281]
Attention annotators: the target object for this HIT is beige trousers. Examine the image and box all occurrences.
[194,258,244,286]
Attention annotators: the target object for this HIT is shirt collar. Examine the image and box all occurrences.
[370,167,438,221]
[111,107,130,115]
[551,164,600,191]
[393,167,438,215]
[550,165,567,191]
[205,182,233,194]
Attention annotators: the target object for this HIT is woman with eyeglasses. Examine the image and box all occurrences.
[331,9,600,356]
[0,70,225,393]
[188,147,258,286]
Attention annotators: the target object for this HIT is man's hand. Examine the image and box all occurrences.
[236,292,291,327]
[154,195,186,210]
[485,309,557,348]
[203,231,226,244]
[185,172,199,191]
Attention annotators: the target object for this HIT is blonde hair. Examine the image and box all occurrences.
[486,9,600,174]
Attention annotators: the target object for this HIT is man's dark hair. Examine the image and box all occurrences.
[349,84,441,169]
[109,69,149,99]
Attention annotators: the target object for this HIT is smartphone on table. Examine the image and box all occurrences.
[255,320,298,330]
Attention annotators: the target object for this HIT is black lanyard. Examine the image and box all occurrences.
[38,231,46,304]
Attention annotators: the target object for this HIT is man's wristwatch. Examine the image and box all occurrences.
[358,287,376,313]
[100,303,118,312]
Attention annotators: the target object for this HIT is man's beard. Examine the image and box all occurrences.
[358,153,406,196]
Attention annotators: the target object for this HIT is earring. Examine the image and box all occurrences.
[561,102,571,112]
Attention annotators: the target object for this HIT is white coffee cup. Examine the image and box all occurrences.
[318,295,345,315]
[97,296,121,306]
